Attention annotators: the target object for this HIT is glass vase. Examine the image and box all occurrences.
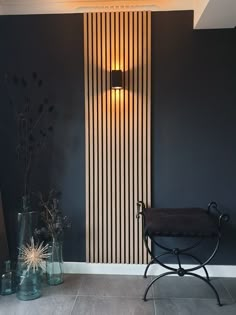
[16,196,41,300]
[0,260,16,295]
[17,196,38,249]
[16,264,42,301]
[46,241,64,285]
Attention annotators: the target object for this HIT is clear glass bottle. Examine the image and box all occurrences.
[46,240,64,285]
[0,260,16,295]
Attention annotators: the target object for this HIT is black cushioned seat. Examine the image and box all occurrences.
[144,208,218,237]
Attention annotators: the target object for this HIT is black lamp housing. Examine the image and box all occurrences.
[111,70,123,90]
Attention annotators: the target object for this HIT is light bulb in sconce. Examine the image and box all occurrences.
[111,70,123,90]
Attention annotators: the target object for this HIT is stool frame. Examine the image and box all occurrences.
[137,201,229,306]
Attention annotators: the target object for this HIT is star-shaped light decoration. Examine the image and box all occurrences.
[19,237,50,273]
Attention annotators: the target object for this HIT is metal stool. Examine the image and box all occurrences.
[137,201,229,306]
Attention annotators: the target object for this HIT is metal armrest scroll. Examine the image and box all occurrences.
[208,201,230,229]
[136,201,145,219]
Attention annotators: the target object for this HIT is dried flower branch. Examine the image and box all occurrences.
[35,190,71,242]
[4,72,55,200]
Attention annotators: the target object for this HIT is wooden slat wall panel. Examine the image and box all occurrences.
[84,11,151,264]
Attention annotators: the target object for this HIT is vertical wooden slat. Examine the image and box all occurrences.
[129,11,134,264]
[124,11,129,265]
[84,13,90,263]
[115,12,121,264]
[85,11,151,265]
[97,12,103,264]
[87,12,94,263]
[138,11,143,264]
[142,11,148,263]
[120,12,125,264]
[106,12,112,264]
[102,12,107,264]
[133,11,138,264]
[93,13,98,263]
[147,11,152,262]
[111,12,116,263]
[147,10,151,210]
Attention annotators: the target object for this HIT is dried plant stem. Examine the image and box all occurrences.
[39,193,56,240]
[24,152,32,197]
[30,111,45,133]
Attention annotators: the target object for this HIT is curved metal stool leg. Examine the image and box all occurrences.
[144,271,176,301]
[144,253,172,278]
[144,258,154,278]
[181,253,210,281]
[187,272,222,306]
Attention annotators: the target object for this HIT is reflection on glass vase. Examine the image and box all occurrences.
[16,263,42,301]
[46,241,64,285]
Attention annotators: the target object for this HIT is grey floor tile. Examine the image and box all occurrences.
[220,278,236,301]
[154,298,236,315]
[0,294,76,315]
[152,276,231,300]
[78,274,152,298]
[42,274,82,296]
[2,275,235,315]
[71,296,155,315]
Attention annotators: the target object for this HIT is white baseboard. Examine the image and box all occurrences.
[64,262,236,278]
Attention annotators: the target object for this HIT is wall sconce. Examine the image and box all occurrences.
[111,70,123,90]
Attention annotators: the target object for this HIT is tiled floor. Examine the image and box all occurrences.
[0,275,235,315]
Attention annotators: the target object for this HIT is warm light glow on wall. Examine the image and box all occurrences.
[111,88,121,105]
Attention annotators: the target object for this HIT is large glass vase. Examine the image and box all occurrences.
[17,196,38,249]
[16,196,41,300]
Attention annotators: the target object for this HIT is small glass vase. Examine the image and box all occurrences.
[46,241,64,285]
[16,264,42,301]
[0,260,16,295]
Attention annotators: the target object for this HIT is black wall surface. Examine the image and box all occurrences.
[152,11,236,264]
[0,14,85,262]
[0,11,235,264]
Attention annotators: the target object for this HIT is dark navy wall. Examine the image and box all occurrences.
[0,11,235,264]
[0,14,85,262]
[152,11,236,264]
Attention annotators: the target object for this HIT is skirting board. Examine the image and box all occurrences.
[64,263,236,278]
